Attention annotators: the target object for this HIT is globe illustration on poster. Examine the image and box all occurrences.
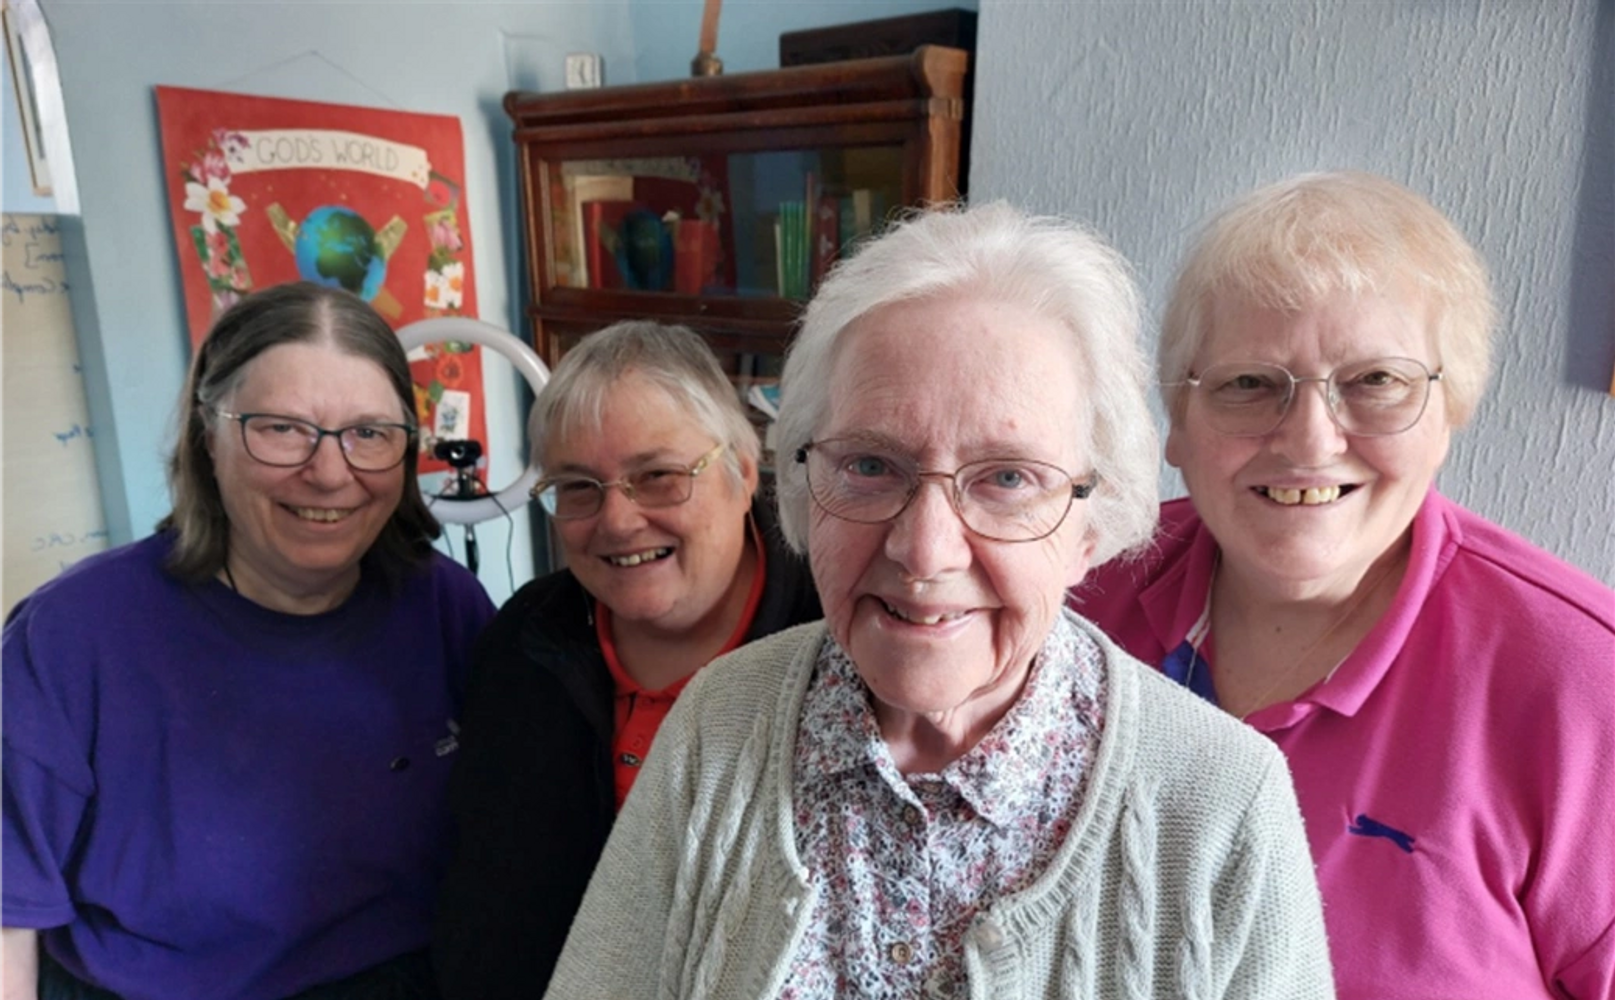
[293,205,387,301]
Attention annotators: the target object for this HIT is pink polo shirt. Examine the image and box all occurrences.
[1073,490,1615,1000]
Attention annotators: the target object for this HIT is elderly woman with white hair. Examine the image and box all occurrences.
[433,321,820,999]
[542,203,1335,1000]
[1075,171,1615,999]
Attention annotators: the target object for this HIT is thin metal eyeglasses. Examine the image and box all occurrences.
[530,443,726,520]
[215,410,416,472]
[795,438,1097,543]
[1163,357,1443,437]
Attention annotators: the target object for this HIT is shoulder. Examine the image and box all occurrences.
[752,502,823,636]
[421,550,495,607]
[1077,499,1202,606]
[1429,493,1613,631]
[1081,614,1290,816]
[476,569,588,649]
[679,622,825,735]
[5,535,183,635]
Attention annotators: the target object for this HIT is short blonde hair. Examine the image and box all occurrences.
[1159,171,1495,426]
[527,320,760,491]
[775,201,1159,567]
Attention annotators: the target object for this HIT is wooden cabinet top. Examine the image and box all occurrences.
[504,46,968,134]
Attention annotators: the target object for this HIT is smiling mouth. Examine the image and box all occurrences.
[1256,485,1355,506]
[879,598,969,626]
[288,505,355,523]
[605,547,673,567]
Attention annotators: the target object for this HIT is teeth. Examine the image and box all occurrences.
[881,599,966,625]
[1262,485,1342,506]
[607,547,672,567]
[291,506,351,522]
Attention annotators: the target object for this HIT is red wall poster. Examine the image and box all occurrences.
[155,85,485,477]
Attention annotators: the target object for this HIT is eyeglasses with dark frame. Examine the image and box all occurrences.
[214,410,416,472]
[795,438,1097,544]
[1164,357,1443,438]
[530,443,727,520]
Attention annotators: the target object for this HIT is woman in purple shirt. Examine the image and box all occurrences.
[2,283,495,1000]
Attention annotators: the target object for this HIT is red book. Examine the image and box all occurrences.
[582,199,643,289]
[674,218,721,294]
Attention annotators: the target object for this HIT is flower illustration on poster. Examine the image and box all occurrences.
[177,129,254,316]
[155,87,487,476]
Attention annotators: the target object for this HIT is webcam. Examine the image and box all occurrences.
[433,438,484,470]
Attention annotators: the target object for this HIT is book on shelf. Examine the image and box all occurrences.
[773,200,809,299]
[812,194,840,286]
[582,199,655,290]
[563,174,635,287]
[672,216,722,295]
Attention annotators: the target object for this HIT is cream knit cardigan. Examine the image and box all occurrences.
[546,614,1335,1000]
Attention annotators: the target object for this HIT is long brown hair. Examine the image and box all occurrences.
[159,282,439,585]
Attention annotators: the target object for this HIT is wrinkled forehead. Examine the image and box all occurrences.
[822,297,1088,462]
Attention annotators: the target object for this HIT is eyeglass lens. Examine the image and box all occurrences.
[534,445,722,520]
[240,415,410,471]
[538,467,696,519]
[800,440,1084,542]
[1191,358,1437,437]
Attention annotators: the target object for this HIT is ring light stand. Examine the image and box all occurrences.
[394,317,550,573]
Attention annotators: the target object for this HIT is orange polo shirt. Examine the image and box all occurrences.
[596,530,766,811]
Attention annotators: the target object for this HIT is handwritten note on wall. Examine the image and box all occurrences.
[3,212,109,616]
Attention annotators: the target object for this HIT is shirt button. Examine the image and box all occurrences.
[903,805,923,826]
[389,756,410,772]
[974,919,1005,951]
[889,941,913,964]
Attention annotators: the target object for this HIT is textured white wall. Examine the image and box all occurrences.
[972,0,1615,584]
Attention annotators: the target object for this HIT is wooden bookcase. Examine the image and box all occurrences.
[503,45,970,384]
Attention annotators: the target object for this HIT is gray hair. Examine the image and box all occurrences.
[527,320,760,491]
[774,201,1159,567]
[161,281,437,585]
[1160,171,1495,426]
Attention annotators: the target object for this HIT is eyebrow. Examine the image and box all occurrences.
[544,448,688,477]
[242,409,408,426]
[822,431,1068,465]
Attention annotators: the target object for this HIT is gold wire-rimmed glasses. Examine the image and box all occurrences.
[530,443,726,520]
[1164,357,1443,437]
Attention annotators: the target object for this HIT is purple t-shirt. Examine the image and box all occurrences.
[2,534,495,1000]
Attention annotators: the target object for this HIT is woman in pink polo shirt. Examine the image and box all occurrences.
[1075,171,1614,999]
[431,321,820,1000]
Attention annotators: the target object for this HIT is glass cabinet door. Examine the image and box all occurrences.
[544,145,906,301]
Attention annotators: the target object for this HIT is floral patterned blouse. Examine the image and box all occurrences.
[781,614,1107,999]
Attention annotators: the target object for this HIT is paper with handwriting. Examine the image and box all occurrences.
[3,212,109,615]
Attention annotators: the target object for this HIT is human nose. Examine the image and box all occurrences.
[594,480,647,532]
[883,474,973,579]
[1269,377,1348,462]
[301,431,355,487]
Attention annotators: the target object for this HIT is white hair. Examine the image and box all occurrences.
[774,201,1159,567]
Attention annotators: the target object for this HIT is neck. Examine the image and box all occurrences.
[1210,540,1410,718]
[612,530,759,691]
[875,661,1033,775]
[219,554,361,615]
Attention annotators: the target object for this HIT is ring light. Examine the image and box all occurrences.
[395,317,549,525]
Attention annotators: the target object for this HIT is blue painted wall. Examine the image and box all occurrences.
[16,0,974,603]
